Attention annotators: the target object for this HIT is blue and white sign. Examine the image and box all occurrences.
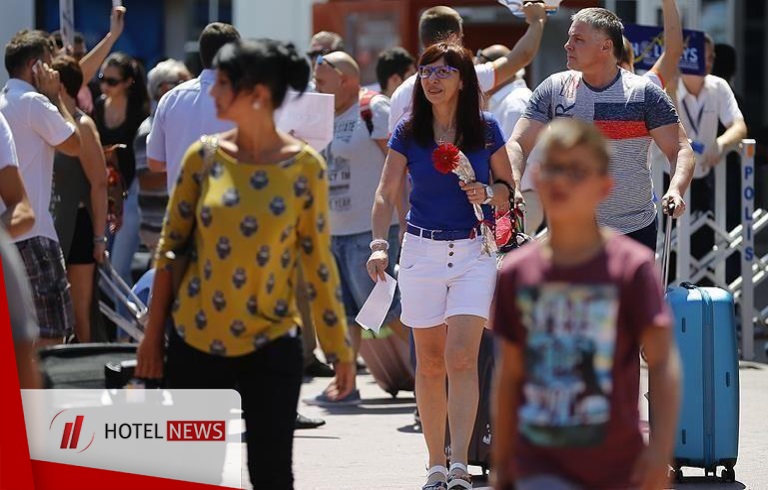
[624,24,706,76]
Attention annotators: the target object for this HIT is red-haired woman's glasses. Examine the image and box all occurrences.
[418,65,459,80]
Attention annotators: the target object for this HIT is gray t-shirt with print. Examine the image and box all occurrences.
[322,95,397,236]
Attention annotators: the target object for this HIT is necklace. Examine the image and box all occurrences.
[435,124,455,145]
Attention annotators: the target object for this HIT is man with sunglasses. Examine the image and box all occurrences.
[387,2,547,135]
[508,7,694,252]
[305,51,408,407]
[307,31,345,68]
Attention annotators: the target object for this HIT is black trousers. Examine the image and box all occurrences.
[625,218,658,253]
[165,329,303,489]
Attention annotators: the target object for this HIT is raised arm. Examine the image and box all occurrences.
[367,148,408,282]
[650,0,684,87]
[79,7,126,85]
[651,122,694,218]
[491,2,547,88]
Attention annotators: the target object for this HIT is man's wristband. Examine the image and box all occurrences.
[93,236,108,244]
[369,239,389,251]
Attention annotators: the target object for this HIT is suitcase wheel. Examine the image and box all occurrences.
[721,467,736,483]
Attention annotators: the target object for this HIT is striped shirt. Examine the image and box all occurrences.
[523,69,679,234]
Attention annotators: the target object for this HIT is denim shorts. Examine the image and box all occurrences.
[16,236,74,338]
[330,225,401,325]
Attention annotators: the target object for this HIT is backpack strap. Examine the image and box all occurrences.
[359,88,380,137]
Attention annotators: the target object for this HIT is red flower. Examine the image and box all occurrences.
[432,143,460,174]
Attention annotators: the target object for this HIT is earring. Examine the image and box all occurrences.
[252,101,262,110]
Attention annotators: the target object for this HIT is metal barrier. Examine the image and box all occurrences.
[655,139,765,360]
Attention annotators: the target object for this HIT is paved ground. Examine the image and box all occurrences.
[234,352,768,489]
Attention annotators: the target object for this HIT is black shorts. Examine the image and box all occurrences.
[67,208,95,265]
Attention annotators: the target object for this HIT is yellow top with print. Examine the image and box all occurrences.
[155,137,353,362]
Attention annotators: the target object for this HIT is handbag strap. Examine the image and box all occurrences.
[199,135,219,173]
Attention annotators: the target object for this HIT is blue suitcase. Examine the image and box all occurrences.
[666,283,739,483]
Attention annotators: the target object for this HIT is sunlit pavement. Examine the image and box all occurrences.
[233,349,768,489]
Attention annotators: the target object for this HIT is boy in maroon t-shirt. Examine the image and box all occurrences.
[491,119,681,490]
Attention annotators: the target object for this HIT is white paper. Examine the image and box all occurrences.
[112,0,122,8]
[497,0,561,17]
[59,0,75,51]
[355,273,397,335]
[275,91,334,152]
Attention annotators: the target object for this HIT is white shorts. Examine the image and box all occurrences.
[398,232,497,328]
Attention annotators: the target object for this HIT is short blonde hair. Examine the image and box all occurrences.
[539,119,611,173]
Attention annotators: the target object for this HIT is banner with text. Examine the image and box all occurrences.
[624,24,706,76]
[23,389,242,487]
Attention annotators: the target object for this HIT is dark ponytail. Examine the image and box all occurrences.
[213,38,310,109]
[103,52,150,121]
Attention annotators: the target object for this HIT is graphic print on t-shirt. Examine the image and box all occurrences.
[517,283,619,447]
[322,118,356,214]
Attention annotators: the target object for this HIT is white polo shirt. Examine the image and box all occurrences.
[650,74,743,179]
[146,69,234,194]
[0,79,75,243]
[388,62,496,134]
[677,75,744,179]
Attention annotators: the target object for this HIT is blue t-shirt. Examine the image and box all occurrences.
[388,112,506,231]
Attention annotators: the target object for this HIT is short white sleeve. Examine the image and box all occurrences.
[0,112,18,171]
[146,92,169,162]
[715,77,743,128]
[28,95,75,147]
[370,95,391,140]
[388,75,416,134]
[476,62,496,93]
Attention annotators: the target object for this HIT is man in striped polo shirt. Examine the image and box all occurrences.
[508,7,694,251]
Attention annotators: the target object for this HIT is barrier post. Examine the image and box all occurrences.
[740,139,756,360]
[715,158,727,286]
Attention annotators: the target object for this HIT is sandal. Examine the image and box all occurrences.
[447,463,472,489]
[422,465,448,490]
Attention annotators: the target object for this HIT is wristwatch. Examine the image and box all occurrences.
[482,184,494,205]
[93,235,108,244]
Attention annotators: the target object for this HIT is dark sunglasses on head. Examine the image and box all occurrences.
[417,65,459,80]
[98,73,124,87]
[316,55,344,76]
[307,48,333,60]
[539,162,602,183]
[475,49,491,64]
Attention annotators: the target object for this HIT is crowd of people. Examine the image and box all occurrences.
[1,0,750,488]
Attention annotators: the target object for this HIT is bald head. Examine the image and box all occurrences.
[478,44,510,63]
[323,51,360,80]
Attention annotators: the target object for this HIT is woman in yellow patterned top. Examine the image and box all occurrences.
[136,39,354,488]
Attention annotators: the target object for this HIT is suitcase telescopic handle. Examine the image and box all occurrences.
[660,202,676,289]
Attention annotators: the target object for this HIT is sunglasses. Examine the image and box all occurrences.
[417,65,459,80]
[307,48,332,59]
[475,49,491,64]
[98,73,124,87]
[316,55,344,76]
[539,162,603,183]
